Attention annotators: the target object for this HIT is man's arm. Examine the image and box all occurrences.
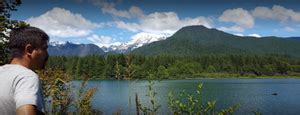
[14,75,45,115]
[16,105,44,115]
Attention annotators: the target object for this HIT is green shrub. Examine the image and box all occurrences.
[168,83,240,115]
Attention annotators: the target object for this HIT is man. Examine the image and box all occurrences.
[0,26,49,115]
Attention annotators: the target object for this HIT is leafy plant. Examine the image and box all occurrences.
[168,83,240,115]
[38,68,99,114]
[136,80,161,115]
[38,68,73,114]
[75,73,98,115]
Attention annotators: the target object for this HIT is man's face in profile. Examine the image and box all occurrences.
[31,40,49,70]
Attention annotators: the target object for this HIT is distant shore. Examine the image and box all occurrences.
[85,73,300,81]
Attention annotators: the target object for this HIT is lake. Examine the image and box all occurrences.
[75,78,300,115]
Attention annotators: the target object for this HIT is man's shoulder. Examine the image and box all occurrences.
[1,64,38,79]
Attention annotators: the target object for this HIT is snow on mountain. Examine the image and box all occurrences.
[49,41,68,46]
[101,32,170,53]
[127,32,169,49]
[49,32,171,53]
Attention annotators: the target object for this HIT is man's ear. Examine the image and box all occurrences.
[25,44,34,56]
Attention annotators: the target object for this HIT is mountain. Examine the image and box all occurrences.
[101,32,169,53]
[48,41,105,56]
[47,32,168,56]
[286,37,300,41]
[132,25,300,57]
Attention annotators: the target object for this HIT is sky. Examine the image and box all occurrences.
[10,0,300,47]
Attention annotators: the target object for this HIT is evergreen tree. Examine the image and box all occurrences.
[0,0,28,65]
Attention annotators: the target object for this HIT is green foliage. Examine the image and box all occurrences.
[136,80,161,115]
[252,110,262,115]
[207,65,217,73]
[0,0,28,65]
[168,84,240,114]
[39,68,72,114]
[124,55,135,79]
[75,76,98,115]
[46,54,300,80]
[156,65,169,79]
[38,68,99,114]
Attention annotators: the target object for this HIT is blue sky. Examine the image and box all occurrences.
[10,0,300,47]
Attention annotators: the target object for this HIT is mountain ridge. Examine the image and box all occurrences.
[131,25,300,57]
[48,41,105,56]
[48,25,300,57]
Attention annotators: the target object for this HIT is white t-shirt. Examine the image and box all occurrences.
[0,64,45,115]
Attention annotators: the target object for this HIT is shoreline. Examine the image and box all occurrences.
[82,76,300,81]
[72,72,300,81]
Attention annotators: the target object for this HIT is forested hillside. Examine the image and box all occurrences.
[132,26,300,57]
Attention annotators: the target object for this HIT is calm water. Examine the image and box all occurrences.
[74,79,300,115]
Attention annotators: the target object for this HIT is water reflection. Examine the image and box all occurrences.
[75,79,300,115]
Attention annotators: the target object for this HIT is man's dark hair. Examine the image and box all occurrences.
[8,26,49,58]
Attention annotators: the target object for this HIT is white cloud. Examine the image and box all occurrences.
[115,12,212,34]
[129,6,145,18]
[91,0,212,34]
[90,0,129,18]
[219,8,254,28]
[219,8,254,32]
[141,12,212,33]
[218,26,244,33]
[115,21,140,32]
[252,6,274,19]
[26,7,100,38]
[248,33,261,37]
[102,6,131,18]
[48,37,63,43]
[284,27,296,32]
[252,5,300,22]
[87,34,120,47]
[91,0,145,18]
